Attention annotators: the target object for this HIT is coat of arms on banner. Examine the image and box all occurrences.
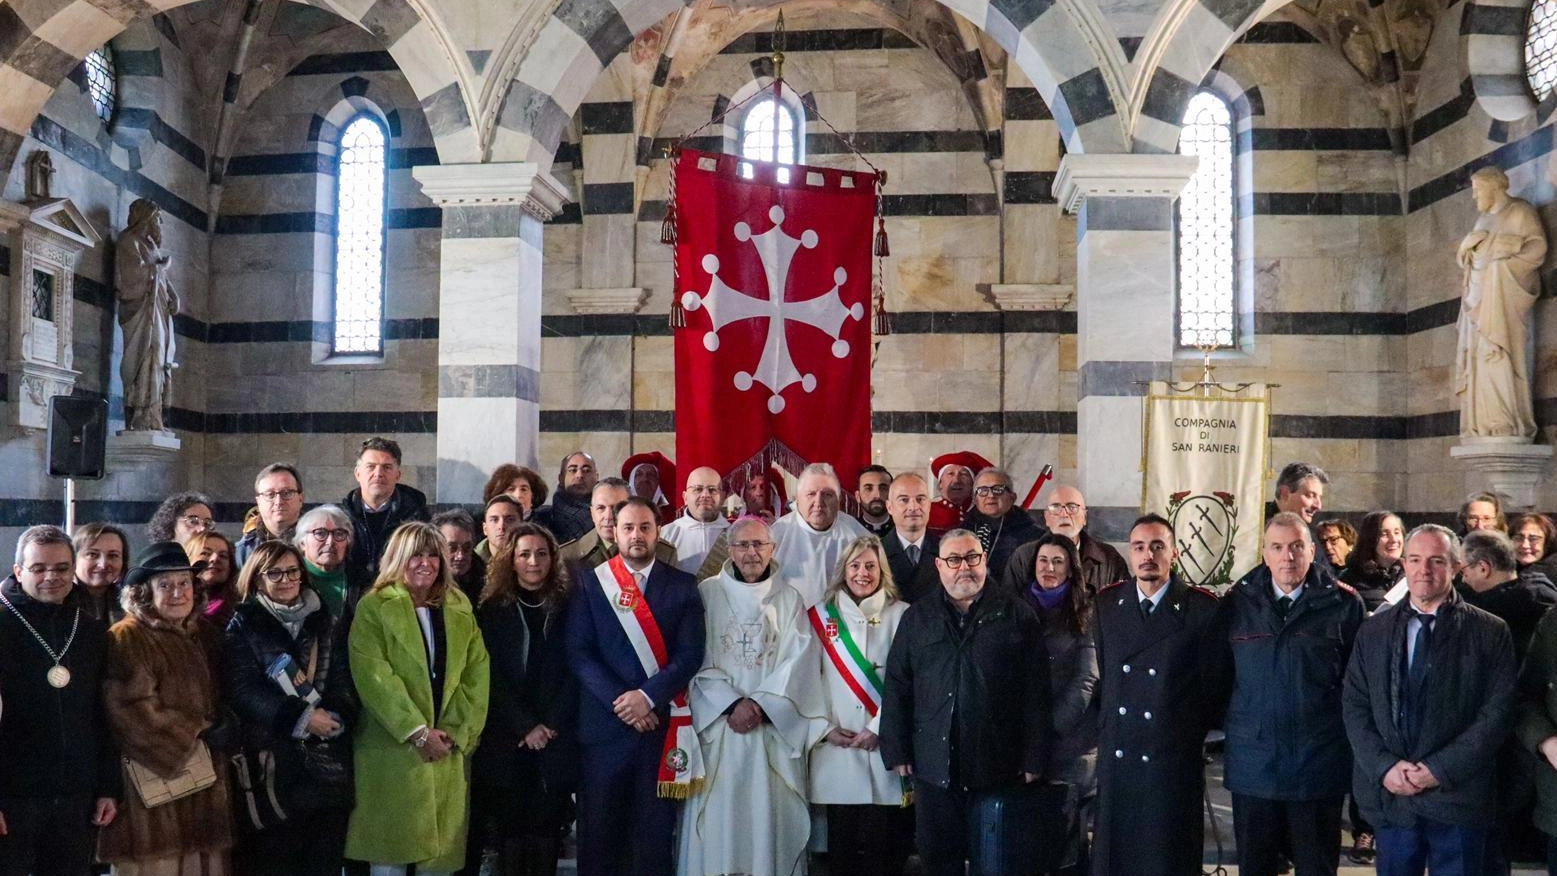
[1166,490,1239,589]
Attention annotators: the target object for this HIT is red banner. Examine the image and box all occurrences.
[672,149,876,493]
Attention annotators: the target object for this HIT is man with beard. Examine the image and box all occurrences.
[676,517,829,876]
[534,451,599,543]
[927,452,988,536]
[855,465,894,538]
[661,467,729,576]
[962,467,1043,580]
[880,528,1049,875]
[563,479,678,572]
[567,498,705,876]
[1005,485,1127,596]
[1092,514,1221,876]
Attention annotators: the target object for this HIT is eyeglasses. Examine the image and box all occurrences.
[1046,503,1084,515]
[731,540,773,552]
[1515,534,1545,544]
[974,486,1012,498]
[257,489,302,503]
[262,567,304,584]
[938,552,985,569]
[308,528,351,543]
[24,563,72,576]
[179,515,215,530]
[152,579,194,594]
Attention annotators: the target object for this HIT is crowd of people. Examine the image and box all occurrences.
[6,441,1557,876]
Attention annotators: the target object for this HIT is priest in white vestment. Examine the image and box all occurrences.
[678,517,830,876]
[661,466,731,575]
[768,463,868,607]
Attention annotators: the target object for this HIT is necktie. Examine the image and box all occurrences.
[1409,612,1435,685]
[907,544,920,565]
[1275,596,1293,619]
[1140,598,1154,620]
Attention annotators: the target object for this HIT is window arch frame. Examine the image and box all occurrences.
[723,79,806,178]
[1173,85,1249,353]
[330,111,391,358]
[83,44,118,126]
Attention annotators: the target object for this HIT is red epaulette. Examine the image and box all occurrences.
[1187,584,1219,600]
[1097,579,1128,593]
[1335,580,1359,596]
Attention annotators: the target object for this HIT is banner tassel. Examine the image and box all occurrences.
[873,216,890,257]
[669,293,686,329]
[661,204,677,245]
[873,294,892,337]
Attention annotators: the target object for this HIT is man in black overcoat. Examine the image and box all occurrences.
[1092,513,1221,876]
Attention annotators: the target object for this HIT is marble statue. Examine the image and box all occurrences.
[115,199,180,432]
[1455,166,1548,440]
[25,151,54,200]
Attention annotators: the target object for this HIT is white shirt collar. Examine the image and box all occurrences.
[1273,581,1304,603]
[1137,582,1170,609]
[623,559,656,581]
[897,531,926,551]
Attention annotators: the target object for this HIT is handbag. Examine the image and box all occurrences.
[124,741,218,808]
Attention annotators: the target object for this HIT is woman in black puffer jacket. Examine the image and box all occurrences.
[224,541,357,876]
[1341,511,1406,613]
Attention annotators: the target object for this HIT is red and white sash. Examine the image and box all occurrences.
[807,601,883,717]
[595,556,704,798]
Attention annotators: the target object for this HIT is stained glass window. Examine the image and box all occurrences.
[1176,91,1237,349]
[84,46,116,124]
[740,98,798,181]
[332,116,387,355]
[1528,0,1557,100]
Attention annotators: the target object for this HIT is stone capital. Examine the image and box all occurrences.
[986,283,1073,311]
[1053,153,1199,213]
[412,162,572,219]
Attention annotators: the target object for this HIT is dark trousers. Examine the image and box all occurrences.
[0,795,95,876]
[1374,818,1487,876]
[828,803,914,876]
[1348,795,1374,838]
[576,740,676,876]
[1545,833,1557,875]
[1231,794,1342,876]
[247,806,351,876]
[914,782,973,876]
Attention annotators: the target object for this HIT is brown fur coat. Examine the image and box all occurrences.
[98,606,233,863]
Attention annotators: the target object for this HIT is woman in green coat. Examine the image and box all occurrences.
[347,521,491,875]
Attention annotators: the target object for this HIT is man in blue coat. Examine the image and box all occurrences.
[566,497,705,876]
[1215,512,1365,876]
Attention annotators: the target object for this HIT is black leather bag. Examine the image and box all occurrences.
[970,782,1068,876]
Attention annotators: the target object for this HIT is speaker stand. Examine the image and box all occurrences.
[63,477,75,534]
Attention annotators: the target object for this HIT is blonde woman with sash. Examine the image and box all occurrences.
[808,535,912,876]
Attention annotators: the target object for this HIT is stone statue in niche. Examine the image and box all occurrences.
[1455,166,1548,440]
[25,151,54,200]
[114,199,180,432]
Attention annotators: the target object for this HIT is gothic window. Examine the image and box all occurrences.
[1176,91,1237,349]
[332,115,388,355]
[739,97,800,180]
[1527,0,1557,100]
[84,46,116,124]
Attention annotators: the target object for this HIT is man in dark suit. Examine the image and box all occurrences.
[1342,524,1515,876]
[1215,512,1365,876]
[566,498,706,876]
[881,472,939,602]
[1092,514,1222,876]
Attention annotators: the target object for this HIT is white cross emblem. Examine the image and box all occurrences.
[682,205,864,414]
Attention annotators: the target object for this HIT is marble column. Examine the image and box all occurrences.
[1054,153,1197,540]
[412,162,571,503]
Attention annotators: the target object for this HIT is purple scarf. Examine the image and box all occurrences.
[1031,579,1071,611]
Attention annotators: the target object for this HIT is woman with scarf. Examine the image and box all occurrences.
[224,541,357,875]
[1018,532,1098,876]
[186,531,239,630]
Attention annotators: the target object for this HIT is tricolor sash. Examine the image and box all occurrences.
[595,556,704,798]
[807,601,883,717]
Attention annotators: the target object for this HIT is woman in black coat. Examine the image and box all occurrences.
[1341,511,1405,613]
[223,541,357,876]
[1512,513,1557,586]
[466,522,577,876]
[1017,532,1098,876]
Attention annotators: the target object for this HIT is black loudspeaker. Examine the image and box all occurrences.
[48,395,108,479]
